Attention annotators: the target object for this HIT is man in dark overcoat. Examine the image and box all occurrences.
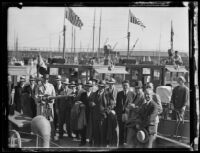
[79,81,95,146]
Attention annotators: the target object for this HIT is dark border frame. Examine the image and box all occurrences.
[1,1,198,151]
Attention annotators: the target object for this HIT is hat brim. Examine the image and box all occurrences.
[98,84,106,87]
[85,84,93,87]
[137,128,149,143]
[106,81,115,84]
[20,79,26,82]
[62,82,70,85]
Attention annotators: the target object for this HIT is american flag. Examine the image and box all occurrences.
[65,7,83,28]
[129,10,146,28]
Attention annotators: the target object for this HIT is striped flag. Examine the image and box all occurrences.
[65,7,83,28]
[129,10,146,28]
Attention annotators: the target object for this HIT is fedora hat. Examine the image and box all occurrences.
[55,75,62,81]
[62,78,70,85]
[20,76,26,82]
[69,81,76,87]
[98,80,106,87]
[106,78,116,84]
[134,81,143,89]
[84,81,93,87]
[91,78,99,83]
[136,128,149,143]
[29,75,35,81]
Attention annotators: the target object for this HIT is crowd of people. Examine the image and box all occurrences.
[8,74,189,148]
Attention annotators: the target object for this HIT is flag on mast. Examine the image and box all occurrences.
[129,10,146,28]
[65,7,83,29]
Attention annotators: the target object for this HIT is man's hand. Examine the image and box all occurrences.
[128,103,136,110]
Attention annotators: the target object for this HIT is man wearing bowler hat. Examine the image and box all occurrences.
[13,76,26,113]
[79,81,95,146]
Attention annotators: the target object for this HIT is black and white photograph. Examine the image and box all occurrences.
[2,1,199,151]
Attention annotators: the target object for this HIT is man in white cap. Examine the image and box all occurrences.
[13,76,26,113]
[170,76,189,121]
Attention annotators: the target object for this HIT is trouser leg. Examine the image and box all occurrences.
[66,107,72,136]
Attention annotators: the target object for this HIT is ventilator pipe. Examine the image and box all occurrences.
[31,115,51,148]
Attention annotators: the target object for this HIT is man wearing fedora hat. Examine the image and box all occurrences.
[54,75,65,139]
[21,75,37,117]
[13,76,26,113]
[91,80,108,147]
[79,81,95,146]
[58,78,73,139]
[170,76,189,121]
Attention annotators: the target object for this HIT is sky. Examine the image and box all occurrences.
[8,6,189,53]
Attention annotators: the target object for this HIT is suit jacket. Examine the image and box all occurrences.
[54,84,65,110]
[104,87,118,110]
[80,91,95,122]
[138,100,159,134]
[14,83,26,112]
[59,88,73,109]
[116,90,135,119]
[24,84,37,99]
[93,89,108,120]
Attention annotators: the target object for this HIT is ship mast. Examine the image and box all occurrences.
[92,9,96,57]
[98,8,102,58]
[127,10,130,60]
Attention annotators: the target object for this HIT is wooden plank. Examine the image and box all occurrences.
[8,111,32,128]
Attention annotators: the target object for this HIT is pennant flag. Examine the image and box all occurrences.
[37,54,48,75]
[129,10,146,28]
[65,7,83,28]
